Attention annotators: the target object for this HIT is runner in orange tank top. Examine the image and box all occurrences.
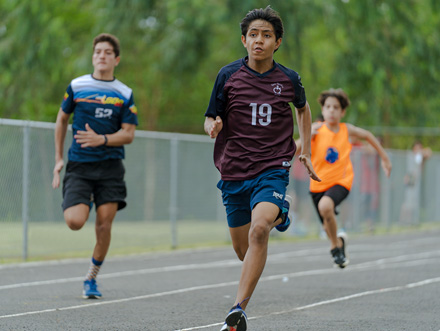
[296,88,392,268]
[309,122,354,193]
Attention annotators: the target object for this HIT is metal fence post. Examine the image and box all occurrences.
[169,138,178,249]
[22,123,30,260]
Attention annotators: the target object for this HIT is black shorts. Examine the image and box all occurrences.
[310,185,350,224]
[62,159,127,211]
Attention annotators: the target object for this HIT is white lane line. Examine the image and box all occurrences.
[0,248,325,291]
[0,257,439,321]
[177,276,440,331]
[354,250,440,266]
[1,250,439,291]
[0,247,326,270]
[0,260,241,290]
[0,280,239,319]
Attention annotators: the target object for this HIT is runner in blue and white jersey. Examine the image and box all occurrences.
[52,33,138,299]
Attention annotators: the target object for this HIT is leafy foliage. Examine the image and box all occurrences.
[1,0,439,147]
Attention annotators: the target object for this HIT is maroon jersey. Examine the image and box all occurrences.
[205,57,307,180]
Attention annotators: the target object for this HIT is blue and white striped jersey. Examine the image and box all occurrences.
[61,74,138,162]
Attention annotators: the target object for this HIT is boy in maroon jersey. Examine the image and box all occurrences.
[204,6,320,331]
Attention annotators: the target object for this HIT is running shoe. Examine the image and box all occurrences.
[220,323,236,331]
[330,247,345,268]
[338,231,349,267]
[331,232,348,268]
[83,279,102,299]
[220,304,247,331]
[275,195,293,232]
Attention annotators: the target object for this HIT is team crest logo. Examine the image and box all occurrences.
[271,83,284,96]
[326,147,339,164]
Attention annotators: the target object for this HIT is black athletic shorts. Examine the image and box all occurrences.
[310,185,350,224]
[62,159,127,211]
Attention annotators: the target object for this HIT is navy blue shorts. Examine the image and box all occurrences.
[218,169,290,228]
[310,185,349,224]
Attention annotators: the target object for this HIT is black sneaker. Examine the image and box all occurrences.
[330,233,348,269]
[330,247,346,268]
[338,231,349,267]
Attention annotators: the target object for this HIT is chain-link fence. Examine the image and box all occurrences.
[1,119,439,261]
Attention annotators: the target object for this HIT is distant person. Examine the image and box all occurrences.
[204,6,320,331]
[400,140,432,224]
[296,88,392,268]
[52,33,138,299]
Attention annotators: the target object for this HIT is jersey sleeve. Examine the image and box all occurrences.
[291,75,307,109]
[204,69,229,119]
[122,93,139,126]
[61,84,75,114]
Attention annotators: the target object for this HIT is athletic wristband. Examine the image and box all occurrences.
[103,134,108,146]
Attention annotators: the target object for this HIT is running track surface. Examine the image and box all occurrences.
[1,230,440,331]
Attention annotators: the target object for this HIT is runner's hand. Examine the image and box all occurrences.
[52,159,64,189]
[299,154,321,182]
[208,116,223,139]
[75,123,106,148]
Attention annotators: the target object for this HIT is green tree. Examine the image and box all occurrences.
[0,0,439,148]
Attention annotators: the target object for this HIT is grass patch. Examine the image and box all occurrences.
[2,219,439,264]
[0,220,230,263]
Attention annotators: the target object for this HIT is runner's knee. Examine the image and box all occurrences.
[64,206,88,230]
[318,199,334,218]
[249,222,270,244]
[65,216,87,230]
